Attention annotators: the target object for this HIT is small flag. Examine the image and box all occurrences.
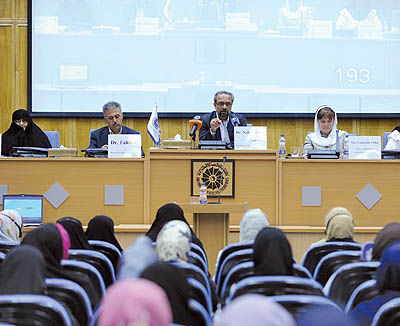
[147,103,161,146]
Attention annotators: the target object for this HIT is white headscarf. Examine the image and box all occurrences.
[156,220,191,263]
[0,210,22,242]
[309,105,339,147]
[240,209,269,243]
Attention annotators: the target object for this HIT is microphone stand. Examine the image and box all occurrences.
[208,156,226,204]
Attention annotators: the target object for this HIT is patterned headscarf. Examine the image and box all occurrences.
[0,210,23,242]
[156,220,191,263]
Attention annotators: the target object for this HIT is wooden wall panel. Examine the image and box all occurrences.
[16,0,27,19]
[17,25,27,109]
[0,1,13,19]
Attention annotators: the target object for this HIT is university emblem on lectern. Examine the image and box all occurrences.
[191,159,235,198]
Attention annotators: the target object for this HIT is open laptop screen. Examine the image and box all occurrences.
[2,194,43,226]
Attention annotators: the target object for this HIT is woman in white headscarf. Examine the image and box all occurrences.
[302,105,348,158]
[0,210,23,242]
[239,209,269,243]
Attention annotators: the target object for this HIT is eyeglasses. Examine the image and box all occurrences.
[216,102,232,107]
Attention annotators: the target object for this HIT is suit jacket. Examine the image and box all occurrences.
[199,111,247,148]
[89,126,144,156]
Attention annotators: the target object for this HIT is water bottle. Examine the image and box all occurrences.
[279,134,286,159]
[343,134,349,160]
[199,183,208,204]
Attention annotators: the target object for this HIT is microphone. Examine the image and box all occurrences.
[230,113,240,127]
[189,116,202,137]
[335,129,340,154]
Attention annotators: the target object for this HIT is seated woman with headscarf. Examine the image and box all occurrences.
[239,208,269,243]
[384,126,400,151]
[57,216,94,250]
[146,203,204,250]
[351,241,400,325]
[371,222,400,261]
[302,106,348,158]
[86,215,122,252]
[1,109,51,156]
[252,227,294,276]
[0,210,23,242]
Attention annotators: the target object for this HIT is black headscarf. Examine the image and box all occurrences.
[146,203,204,249]
[86,215,122,252]
[140,262,200,325]
[0,245,46,295]
[57,216,93,250]
[252,227,294,276]
[21,223,100,308]
[392,126,400,133]
[1,109,51,156]
[372,223,400,261]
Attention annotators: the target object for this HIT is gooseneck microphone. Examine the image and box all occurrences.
[189,115,202,137]
[209,156,227,204]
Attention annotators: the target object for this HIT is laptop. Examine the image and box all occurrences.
[2,194,43,226]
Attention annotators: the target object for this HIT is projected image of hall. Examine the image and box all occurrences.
[30,0,400,115]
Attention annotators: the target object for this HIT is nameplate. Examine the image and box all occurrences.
[348,136,381,159]
[108,134,142,158]
[234,126,267,150]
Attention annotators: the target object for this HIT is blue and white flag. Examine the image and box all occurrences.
[147,103,161,146]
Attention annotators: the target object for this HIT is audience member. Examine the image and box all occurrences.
[384,126,400,150]
[22,223,100,308]
[146,203,204,249]
[0,245,46,295]
[1,109,51,156]
[371,222,400,260]
[302,105,348,158]
[98,279,172,326]
[88,101,142,150]
[252,227,294,276]
[215,294,295,326]
[351,241,400,325]
[55,222,71,259]
[239,208,269,243]
[57,217,93,250]
[86,215,123,252]
[118,236,158,279]
[140,262,202,325]
[0,210,23,242]
[199,90,247,149]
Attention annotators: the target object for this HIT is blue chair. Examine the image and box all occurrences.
[293,263,312,279]
[345,279,379,313]
[88,240,122,272]
[45,278,93,326]
[188,251,208,274]
[215,248,253,295]
[44,131,60,148]
[313,250,361,286]
[382,131,391,149]
[0,240,20,254]
[324,261,380,308]
[191,243,208,267]
[89,305,103,326]
[0,294,72,325]
[68,249,115,287]
[187,277,213,316]
[188,298,212,326]
[361,241,374,260]
[228,276,324,303]
[270,294,342,319]
[220,261,254,304]
[371,297,400,326]
[214,241,253,281]
[301,241,362,275]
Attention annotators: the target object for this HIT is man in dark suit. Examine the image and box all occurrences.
[199,90,247,148]
[89,101,141,149]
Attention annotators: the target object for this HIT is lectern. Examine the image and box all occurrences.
[179,203,246,275]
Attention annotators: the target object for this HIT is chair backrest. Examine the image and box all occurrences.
[324,261,380,307]
[0,240,19,254]
[68,249,115,287]
[361,241,374,261]
[61,259,106,300]
[187,277,213,316]
[187,251,208,274]
[221,261,255,305]
[45,278,93,326]
[0,294,72,326]
[190,242,208,267]
[301,241,362,275]
[371,297,400,326]
[88,240,121,273]
[293,263,312,279]
[0,252,7,266]
[214,241,253,280]
[270,294,342,320]
[313,250,361,286]
[216,248,254,295]
[345,279,379,313]
[170,261,212,296]
[383,131,391,149]
[89,305,103,326]
[188,298,212,326]
[44,131,60,148]
[229,275,324,302]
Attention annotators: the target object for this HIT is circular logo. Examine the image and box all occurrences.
[196,162,230,196]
